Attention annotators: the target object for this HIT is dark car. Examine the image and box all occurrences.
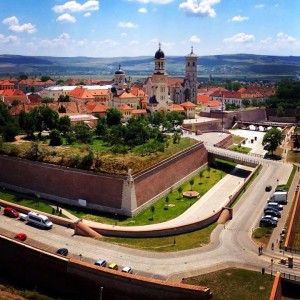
[265,185,272,192]
[259,218,277,228]
[264,209,281,218]
[4,207,19,218]
[56,248,68,256]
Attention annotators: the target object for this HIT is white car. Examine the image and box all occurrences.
[122,266,133,274]
[263,215,278,222]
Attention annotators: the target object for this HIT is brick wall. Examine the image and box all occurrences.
[0,156,125,211]
[0,234,212,300]
[133,143,208,209]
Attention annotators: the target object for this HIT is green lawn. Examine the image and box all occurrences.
[185,268,273,300]
[229,144,252,154]
[103,223,217,252]
[66,159,236,226]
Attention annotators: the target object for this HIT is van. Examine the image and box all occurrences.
[27,211,53,229]
[266,202,283,211]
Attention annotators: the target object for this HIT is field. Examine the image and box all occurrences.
[185,268,273,300]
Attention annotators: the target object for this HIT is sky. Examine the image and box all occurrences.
[0,0,299,58]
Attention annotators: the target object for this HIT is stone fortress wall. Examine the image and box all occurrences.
[0,142,207,216]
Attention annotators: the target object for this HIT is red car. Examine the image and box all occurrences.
[15,233,27,241]
[4,207,19,218]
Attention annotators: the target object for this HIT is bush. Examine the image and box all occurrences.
[79,148,94,169]
[49,129,63,146]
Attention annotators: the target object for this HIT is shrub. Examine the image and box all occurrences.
[79,148,94,169]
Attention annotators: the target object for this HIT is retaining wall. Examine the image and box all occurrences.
[0,142,207,217]
[0,233,212,300]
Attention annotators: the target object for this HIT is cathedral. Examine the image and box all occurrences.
[108,44,197,119]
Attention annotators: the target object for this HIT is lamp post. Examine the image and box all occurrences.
[221,95,225,133]
[270,258,274,279]
[99,286,103,300]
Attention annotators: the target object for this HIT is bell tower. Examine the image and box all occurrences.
[185,47,198,103]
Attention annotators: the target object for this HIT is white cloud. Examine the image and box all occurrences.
[0,34,19,44]
[190,35,200,43]
[118,22,138,28]
[276,32,296,43]
[231,15,249,22]
[223,33,255,43]
[2,16,36,33]
[121,32,128,37]
[179,0,220,17]
[274,3,279,8]
[39,33,71,48]
[2,16,18,26]
[255,4,264,8]
[84,12,91,17]
[52,0,99,13]
[56,13,77,23]
[127,0,174,4]
[138,8,148,13]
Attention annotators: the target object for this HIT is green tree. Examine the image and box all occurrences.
[252,99,258,107]
[11,100,20,107]
[166,111,185,128]
[189,178,195,191]
[106,107,122,126]
[148,111,165,128]
[177,186,183,199]
[40,76,52,82]
[58,95,70,102]
[276,105,285,117]
[74,122,93,144]
[165,196,169,210]
[294,134,300,149]
[96,116,107,137]
[2,121,19,142]
[42,97,54,103]
[79,147,94,169]
[57,115,71,135]
[262,128,283,154]
[241,99,250,108]
[49,129,63,146]
[150,205,155,220]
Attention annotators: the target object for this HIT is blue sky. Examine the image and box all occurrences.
[0,0,299,58]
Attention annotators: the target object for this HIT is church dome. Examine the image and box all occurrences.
[115,65,125,75]
[155,44,165,59]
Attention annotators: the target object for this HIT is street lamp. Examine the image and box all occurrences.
[100,286,103,300]
[221,95,225,133]
[270,258,274,279]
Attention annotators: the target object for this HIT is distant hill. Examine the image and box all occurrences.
[0,53,300,80]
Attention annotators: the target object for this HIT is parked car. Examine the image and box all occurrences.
[94,259,107,267]
[266,202,283,211]
[265,185,272,192]
[263,215,279,222]
[15,232,27,241]
[108,263,118,270]
[121,266,133,274]
[4,207,19,218]
[264,209,281,218]
[56,248,68,256]
[259,218,277,228]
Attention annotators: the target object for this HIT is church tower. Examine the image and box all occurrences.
[185,47,198,103]
[146,43,172,114]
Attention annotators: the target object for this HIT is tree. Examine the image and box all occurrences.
[74,122,93,144]
[189,178,194,191]
[262,128,283,154]
[276,105,285,117]
[2,121,19,142]
[11,100,20,107]
[57,115,71,135]
[106,107,122,126]
[42,97,54,103]
[95,116,107,137]
[40,76,52,82]
[49,129,63,146]
[177,186,183,199]
[293,134,300,149]
[148,111,165,128]
[58,95,70,102]
[150,205,155,220]
[166,111,185,128]
[241,99,250,108]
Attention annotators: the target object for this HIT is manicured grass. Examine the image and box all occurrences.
[287,150,300,164]
[185,268,273,300]
[229,144,252,154]
[103,223,218,252]
[232,135,245,145]
[66,160,236,226]
[0,191,67,218]
[252,227,274,249]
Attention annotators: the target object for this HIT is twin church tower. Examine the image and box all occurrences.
[111,44,198,114]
